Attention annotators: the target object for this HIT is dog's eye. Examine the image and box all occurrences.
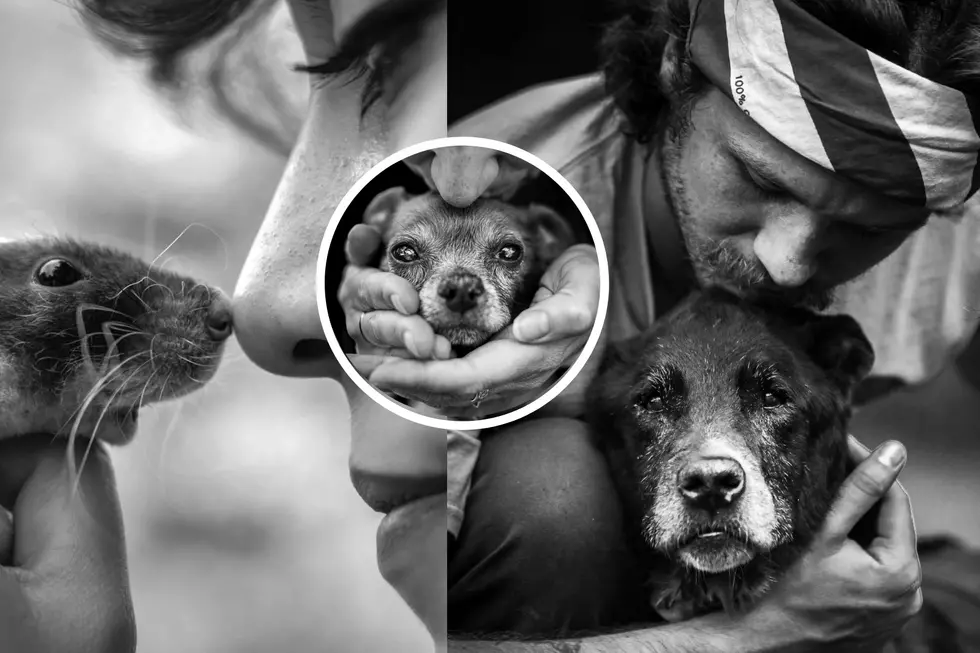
[497,244,523,262]
[761,389,787,409]
[636,389,666,413]
[391,244,419,263]
[35,258,83,287]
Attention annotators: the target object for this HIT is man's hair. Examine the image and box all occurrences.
[601,0,980,143]
[75,0,296,155]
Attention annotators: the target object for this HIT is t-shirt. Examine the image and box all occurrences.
[445,74,980,537]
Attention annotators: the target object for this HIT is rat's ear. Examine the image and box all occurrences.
[805,314,875,398]
[518,203,577,263]
[363,186,412,235]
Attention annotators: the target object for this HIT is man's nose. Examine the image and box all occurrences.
[233,255,340,378]
[753,210,822,287]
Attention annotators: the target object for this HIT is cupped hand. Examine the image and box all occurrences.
[339,224,453,376]
[749,436,922,653]
[0,435,136,653]
[352,244,601,417]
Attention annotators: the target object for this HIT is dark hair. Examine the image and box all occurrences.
[74,0,295,155]
[600,0,980,143]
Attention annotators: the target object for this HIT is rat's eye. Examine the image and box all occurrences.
[497,244,523,262]
[390,244,419,263]
[35,258,83,287]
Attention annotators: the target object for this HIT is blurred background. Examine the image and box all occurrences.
[0,1,431,651]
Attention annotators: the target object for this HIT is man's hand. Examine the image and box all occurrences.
[750,436,922,652]
[339,224,453,373]
[0,435,136,653]
[354,244,600,416]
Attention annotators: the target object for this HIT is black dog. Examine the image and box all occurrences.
[587,287,874,621]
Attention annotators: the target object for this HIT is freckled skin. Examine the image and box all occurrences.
[0,237,231,445]
[587,288,874,621]
[364,189,577,351]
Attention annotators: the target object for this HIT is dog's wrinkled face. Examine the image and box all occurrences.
[364,187,574,348]
[590,288,873,615]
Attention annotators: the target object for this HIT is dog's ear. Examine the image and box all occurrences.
[806,314,875,398]
[516,203,578,264]
[363,186,412,236]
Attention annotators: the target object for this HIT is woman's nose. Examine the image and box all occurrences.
[753,211,822,288]
[233,251,340,378]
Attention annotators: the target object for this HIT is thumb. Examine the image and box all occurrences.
[345,224,383,267]
[819,437,907,546]
[512,245,600,344]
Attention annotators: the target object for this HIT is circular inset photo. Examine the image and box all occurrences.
[316,137,609,430]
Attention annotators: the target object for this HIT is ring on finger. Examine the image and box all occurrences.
[471,388,491,408]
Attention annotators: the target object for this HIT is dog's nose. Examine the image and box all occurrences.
[677,457,746,512]
[439,274,485,313]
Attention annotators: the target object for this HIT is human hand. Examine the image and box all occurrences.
[0,435,136,653]
[749,436,921,653]
[353,244,600,416]
[339,224,453,376]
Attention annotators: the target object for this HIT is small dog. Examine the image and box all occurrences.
[588,288,874,621]
[364,188,577,352]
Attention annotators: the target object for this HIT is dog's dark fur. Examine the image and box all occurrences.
[364,188,576,352]
[587,288,874,621]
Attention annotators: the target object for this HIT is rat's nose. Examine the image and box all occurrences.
[438,274,484,313]
[206,293,234,342]
[677,457,746,513]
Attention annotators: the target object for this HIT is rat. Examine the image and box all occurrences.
[0,236,233,448]
[362,187,578,354]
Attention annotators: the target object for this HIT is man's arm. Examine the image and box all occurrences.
[447,609,799,653]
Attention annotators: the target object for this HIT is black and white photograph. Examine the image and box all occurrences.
[322,141,605,425]
[3,0,980,652]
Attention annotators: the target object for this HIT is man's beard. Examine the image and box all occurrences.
[657,110,835,312]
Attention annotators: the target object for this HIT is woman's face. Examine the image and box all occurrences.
[233,0,447,375]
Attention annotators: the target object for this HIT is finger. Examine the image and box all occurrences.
[345,224,383,266]
[513,246,600,344]
[11,439,129,581]
[820,440,908,546]
[867,476,917,566]
[339,266,417,315]
[350,350,414,377]
[353,312,438,358]
[370,340,563,397]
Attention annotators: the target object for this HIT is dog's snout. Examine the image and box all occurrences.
[438,273,485,313]
[677,457,746,512]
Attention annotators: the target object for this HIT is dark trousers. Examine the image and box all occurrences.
[447,418,980,651]
[447,417,651,637]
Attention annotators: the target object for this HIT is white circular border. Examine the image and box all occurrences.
[315,136,610,431]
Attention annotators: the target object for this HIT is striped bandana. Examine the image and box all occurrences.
[687,0,980,212]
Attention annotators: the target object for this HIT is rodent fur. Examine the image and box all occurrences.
[0,236,232,445]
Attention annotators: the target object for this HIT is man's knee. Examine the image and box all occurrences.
[463,417,623,558]
[448,417,648,636]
